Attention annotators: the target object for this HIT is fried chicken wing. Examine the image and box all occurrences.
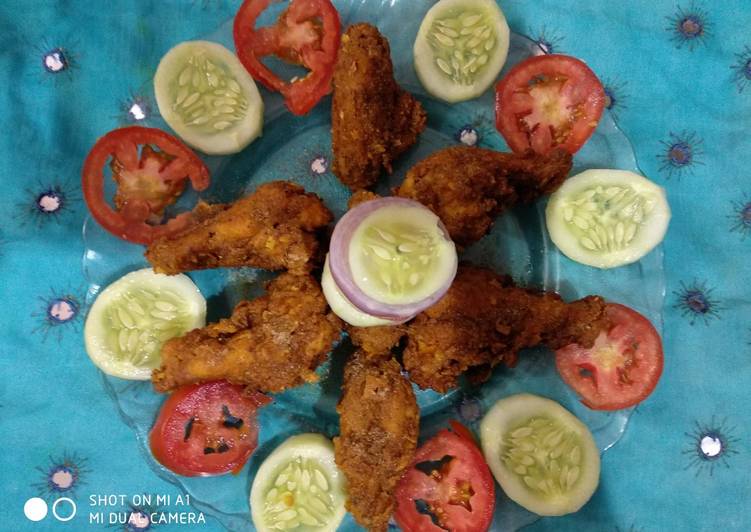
[402,265,608,392]
[332,23,427,191]
[334,354,419,532]
[152,273,342,393]
[145,181,332,275]
[395,146,572,247]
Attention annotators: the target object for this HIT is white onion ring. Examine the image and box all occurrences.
[329,197,457,320]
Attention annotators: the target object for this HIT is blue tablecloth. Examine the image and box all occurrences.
[1,1,749,531]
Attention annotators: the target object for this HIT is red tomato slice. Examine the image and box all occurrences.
[82,126,210,245]
[495,54,605,155]
[448,420,477,446]
[555,303,663,411]
[395,426,495,532]
[149,381,270,477]
[233,0,341,116]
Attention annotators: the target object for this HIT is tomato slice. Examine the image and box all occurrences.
[233,0,341,116]
[395,425,495,532]
[555,303,663,411]
[448,419,477,447]
[150,381,269,477]
[494,54,605,155]
[82,126,210,245]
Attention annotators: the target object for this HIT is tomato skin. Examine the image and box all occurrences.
[149,381,269,477]
[82,126,210,245]
[555,303,664,411]
[233,0,341,116]
[494,54,605,155]
[394,427,495,532]
[448,420,477,446]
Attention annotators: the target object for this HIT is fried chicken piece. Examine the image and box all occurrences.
[145,181,332,275]
[395,146,572,247]
[346,323,406,361]
[334,354,419,532]
[332,23,427,191]
[152,273,342,393]
[403,265,608,392]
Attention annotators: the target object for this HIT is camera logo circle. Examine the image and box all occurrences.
[24,497,48,522]
[52,497,77,521]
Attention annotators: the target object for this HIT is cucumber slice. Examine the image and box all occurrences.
[250,433,347,532]
[480,393,600,516]
[321,254,398,327]
[414,0,510,103]
[348,203,457,306]
[545,169,671,268]
[84,268,206,380]
[154,40,263,155]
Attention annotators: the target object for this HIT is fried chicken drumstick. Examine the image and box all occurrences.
[404,266,608,392]
[331,23,427,190]
[349,265,608,393]
[334,354,419,532]
[152,273,342,393]
[395,146,573,247]
[145,181,332,275]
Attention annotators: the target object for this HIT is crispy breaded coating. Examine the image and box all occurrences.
[145,181,332,275]
[332,23,427,191]
[395,146,572,247]
[152,273,342,393]
[334,354,419,532]
[403,265,608,392]
[346,323,406,360]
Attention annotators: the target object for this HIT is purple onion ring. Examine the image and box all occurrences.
[329,197,457,320]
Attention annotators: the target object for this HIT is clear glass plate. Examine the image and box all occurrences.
[82,3,665,530]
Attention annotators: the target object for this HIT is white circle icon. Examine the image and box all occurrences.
[24,497,48,521]
[52,497,77,522]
